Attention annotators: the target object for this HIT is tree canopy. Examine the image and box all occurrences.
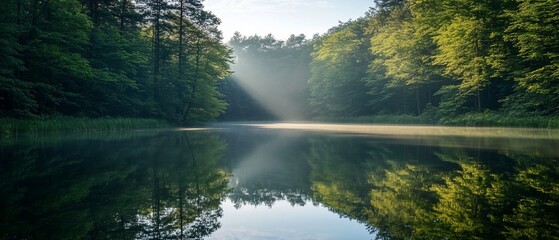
[307,0,559,120]
[2,0,558,124]
[0,0,231,125]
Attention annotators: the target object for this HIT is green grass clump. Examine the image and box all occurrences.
[0,117,169,137]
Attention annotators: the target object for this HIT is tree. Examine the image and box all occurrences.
[178,10,230,124]
[0,0,35,117]
[431,0,515,112]
[369,1,447,115]
[308,19,373,118]
[81,0,151,117]
[503,0,559,115]
[21,0,94,115]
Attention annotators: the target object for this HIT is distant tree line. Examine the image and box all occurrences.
[220,33,312,121]
[0,0,231,124]
[308,0,559,120]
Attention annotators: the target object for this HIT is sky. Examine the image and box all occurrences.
[204,0,373,41]
[208,199,373,239]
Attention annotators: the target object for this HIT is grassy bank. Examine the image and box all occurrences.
[315,113,559,129]
[1,117,170,137]
[440,112,559,128]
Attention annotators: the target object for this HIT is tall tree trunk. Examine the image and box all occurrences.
[89,0,99,26]
[402,85,407,114]
[153,1,161,101]
[183,36,202,122]
[476,89,481,111]
[119,0,127,32]
[416,87,421,115]
[16,0,22,25]
[31,0,39,26]
[178,0,185,79]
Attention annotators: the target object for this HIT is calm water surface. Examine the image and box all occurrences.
[1,123,558,239]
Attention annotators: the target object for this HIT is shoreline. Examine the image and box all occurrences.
[0,117,170,137]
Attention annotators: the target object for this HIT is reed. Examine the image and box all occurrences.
[0,117,169,137]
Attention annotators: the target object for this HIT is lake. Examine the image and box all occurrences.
[1,122,558,239]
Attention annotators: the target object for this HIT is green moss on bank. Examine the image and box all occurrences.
[0,117,170,136]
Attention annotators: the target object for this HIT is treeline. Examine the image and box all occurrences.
[309,0,559,121]
[0,0,231,124]
[220,33,312,121]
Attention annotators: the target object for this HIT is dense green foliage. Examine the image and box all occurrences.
[3,0,558,126]
[0,0,231,125]
[307,0,559,121]
[309,19,372,118]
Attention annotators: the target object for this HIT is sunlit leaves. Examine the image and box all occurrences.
[434,18,491,92]
[308,19,372,118]
[314,29,361,64]
[502,0,559,114]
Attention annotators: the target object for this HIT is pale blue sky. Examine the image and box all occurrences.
[204,0,373,41]
[208,199,373,239]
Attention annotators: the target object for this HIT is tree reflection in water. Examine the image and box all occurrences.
[220,129,559,239]
[0,131,230,239]
[1,128,558,239]
[222,130,313,208]
[306,135,559,240]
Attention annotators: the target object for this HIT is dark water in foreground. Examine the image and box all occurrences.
[1,123,558,239]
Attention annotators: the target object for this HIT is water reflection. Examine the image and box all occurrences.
[0,132,229,239]
[1,125,558,239]
[304,135,559,239]
[221,130,312,208]
[220,125,559,239]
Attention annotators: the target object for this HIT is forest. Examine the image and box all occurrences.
[0,0,231,125]
[308,0,559,123]
[224,0,559,125]
[1,0,558,126]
